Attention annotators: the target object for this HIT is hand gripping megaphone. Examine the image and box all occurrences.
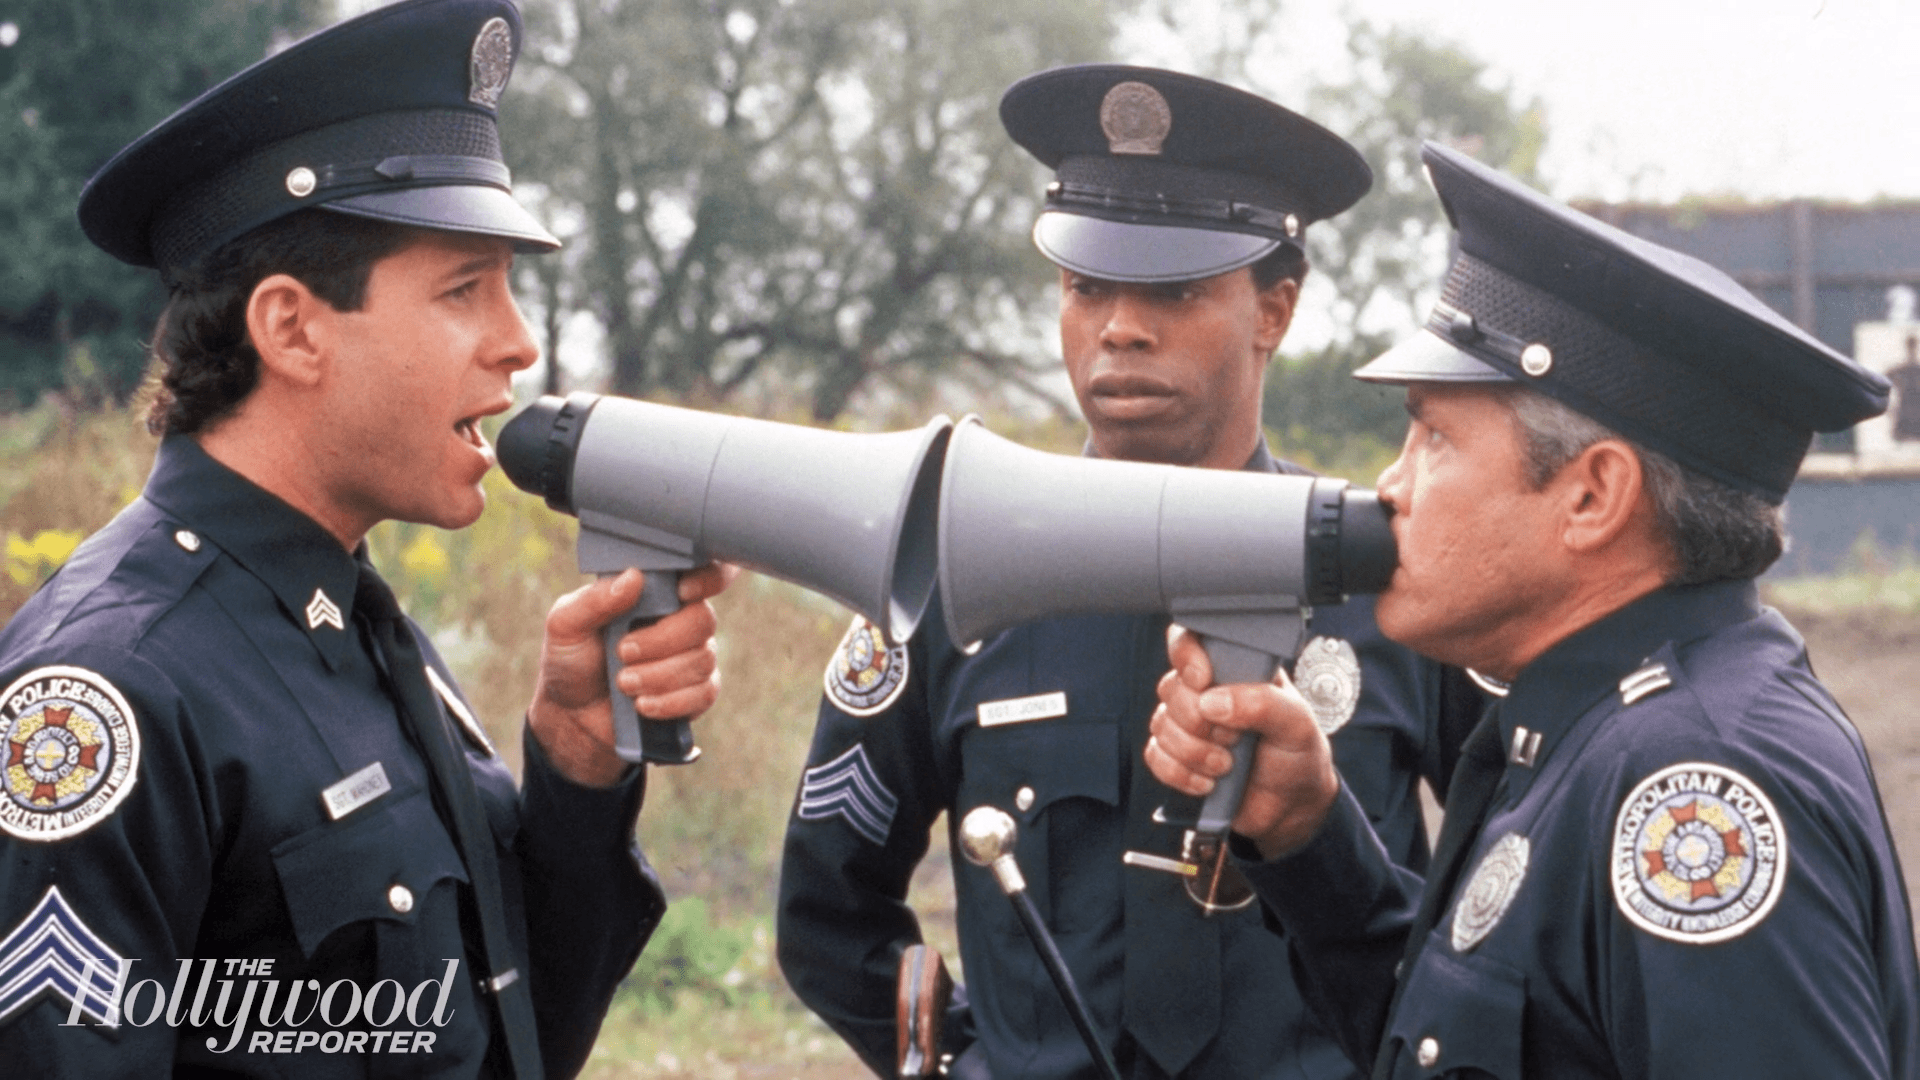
[937,417,1395,838]
[497,393,952,766]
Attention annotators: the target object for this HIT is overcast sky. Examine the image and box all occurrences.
[1124,0,1920,204]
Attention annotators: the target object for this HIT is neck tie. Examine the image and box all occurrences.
[1123,616,1219,1077]
[1369,707,1506,1080]
[355,565,545,1080]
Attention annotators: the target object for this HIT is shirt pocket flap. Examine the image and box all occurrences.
[271,787,467,958]
[968,722,1119,825]
[1388,933,1526,1078]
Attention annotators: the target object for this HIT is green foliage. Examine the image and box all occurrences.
[0,0,326,409]
[1263,333,1405,481]
[502,0,1118,419]
[1306,20,1548,336]
[621,898,756,1015]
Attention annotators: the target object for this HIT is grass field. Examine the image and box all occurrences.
[4,402,1916,1079]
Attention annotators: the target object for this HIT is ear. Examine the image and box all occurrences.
[1553,439,1653,555]
[245,273,331,389]
[1252,275,1298,358]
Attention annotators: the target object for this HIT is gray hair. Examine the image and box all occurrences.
[1505,389,1784,585]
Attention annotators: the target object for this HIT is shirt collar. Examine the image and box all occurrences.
[141,434,365,671]
[1495,579,1762,793]
[1079,437,1295,475]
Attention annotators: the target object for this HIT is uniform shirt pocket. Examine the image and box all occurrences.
[271,787,468,958]
[1387,931,1526,1079]
[959,721,1119,930]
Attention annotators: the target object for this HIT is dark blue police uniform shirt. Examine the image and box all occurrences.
[0,435,665,1077]
[1243,580,1920,1079]
[777,444,1480,1080]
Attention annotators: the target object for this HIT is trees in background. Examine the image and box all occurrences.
[503,0,1113,420]
[1267,21,1546,468]
[0,0,324,408]
[0,0,1543,456]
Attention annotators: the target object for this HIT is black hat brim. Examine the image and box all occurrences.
[1033,211,1280,283]
[324,185,559,252]
[1353,329,1515,385]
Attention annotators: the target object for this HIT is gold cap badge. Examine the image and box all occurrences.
[1100,81,1171,156]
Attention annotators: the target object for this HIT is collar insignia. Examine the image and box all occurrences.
[1508,726,1543,768]
[305,588,344,632]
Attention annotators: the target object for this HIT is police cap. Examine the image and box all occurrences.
[77,0,558,274]
[999,64,1371,283]
[1356,142,1890,503]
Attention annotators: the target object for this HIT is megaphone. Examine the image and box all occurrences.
[498,393,951,766]
[938,417,1395,837]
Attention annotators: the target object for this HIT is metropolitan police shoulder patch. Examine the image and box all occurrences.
[0,666,141,842]
[1611,762,1788,944]
[1294,636,1361,735]
[823,616,910,717]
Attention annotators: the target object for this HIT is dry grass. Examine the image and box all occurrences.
[9,404,1917,1080]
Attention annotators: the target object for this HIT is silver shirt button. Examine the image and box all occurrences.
[1416,1036,1440,1068]
[173,529,201,552]
[1014,786,1035,812]
[387,884,414,914]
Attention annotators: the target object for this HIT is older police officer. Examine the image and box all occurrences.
[0,2,726,1076]
[1147,142,1920,1078]
[778,67,1483,1080]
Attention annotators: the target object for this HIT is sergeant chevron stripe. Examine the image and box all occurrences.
[0,886,129,1026]
[798,745,898,845]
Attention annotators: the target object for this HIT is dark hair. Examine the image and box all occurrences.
[144,210,415,435]
[1250,242,1309,291]
[1506,388,1785,584]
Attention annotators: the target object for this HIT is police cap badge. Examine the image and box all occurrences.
[1000,64,1371,283]
[77,0,558,275]
[1355,142,1890,503]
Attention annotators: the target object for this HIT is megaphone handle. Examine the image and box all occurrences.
[603,569,702,766]
[1171,635,1279,836]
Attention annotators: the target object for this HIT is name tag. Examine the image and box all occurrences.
[321,761,391,820]
[977,692,1068,727]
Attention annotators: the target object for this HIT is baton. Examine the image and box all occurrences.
[960,806,1122,1080]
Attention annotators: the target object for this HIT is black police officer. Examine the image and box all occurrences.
[0,1,726,1075]
[1148,142,1920,1078]
[778,66,1483,1080]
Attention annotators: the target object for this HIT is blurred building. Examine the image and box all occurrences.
[1578,199,1920,576]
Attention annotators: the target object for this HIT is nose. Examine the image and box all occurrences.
[1375,450,1409,515]
[1099,289,1156,352]
[491,292,540,375]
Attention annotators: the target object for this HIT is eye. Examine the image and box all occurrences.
[445,279,480,301]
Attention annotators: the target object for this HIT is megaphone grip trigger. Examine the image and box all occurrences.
[604,570,702,766]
